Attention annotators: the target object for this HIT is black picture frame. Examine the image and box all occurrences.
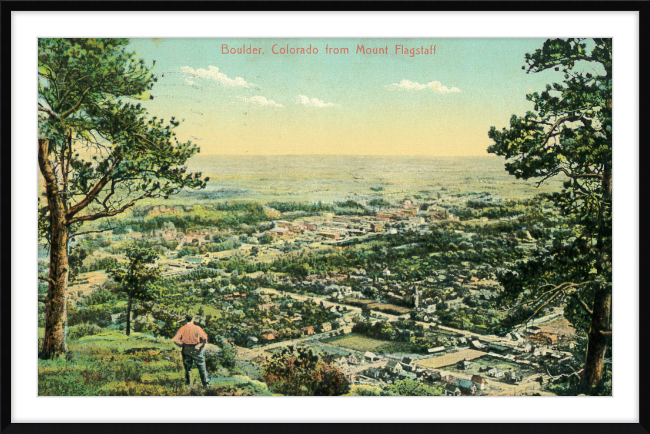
[1,1,645,432]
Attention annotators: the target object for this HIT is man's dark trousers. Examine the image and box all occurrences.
[182,345,209,387]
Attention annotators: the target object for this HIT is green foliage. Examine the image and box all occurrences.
[351,321,425,347]
[549,379,612,397]
[266,201,334,214]
[83,288,119,306]
[177,246,199,258]
[368,198,391,208]
[387,378,441,396]
[38,330,258,396]
[259,233,274,245]
[218,340,237,370]
[109,246,163,334]
[488,38,612,335]
[262,346,350,396]
[351,386,394,396]
[38,38,207,241]
[204,351,221,374]
[68,244,88,274]
[123,204,268,234]
[68,306,113,327]
[110,246,162,301]
[90,257,120,272]
[349,379,442,396]
[68,323,104,340]
[205,239,241,253]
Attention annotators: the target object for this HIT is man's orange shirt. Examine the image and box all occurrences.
[173,323,208,348]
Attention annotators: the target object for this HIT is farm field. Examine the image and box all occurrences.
[537,317,578,341]
[414,349,487,369]
[324,333,414,354]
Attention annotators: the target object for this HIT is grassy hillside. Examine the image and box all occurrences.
[38,327,274,396]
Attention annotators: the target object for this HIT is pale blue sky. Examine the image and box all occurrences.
[128,38,564,156]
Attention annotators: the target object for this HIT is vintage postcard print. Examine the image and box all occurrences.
[38,38,612,396]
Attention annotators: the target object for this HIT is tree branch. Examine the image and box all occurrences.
[521,280,599,326]
[570,292,593,316]
[58,74,91,109]
[535,170,561,188]
[38,275,55,286]
[102,179,117,210]
[69,226,118,240]
[525,291,561,326]
[38,104,60,119]
[66,158,122,219]
[60,86,93,119]
[557,168,603,179]
[68,192,151,225]
[539,116,580,149]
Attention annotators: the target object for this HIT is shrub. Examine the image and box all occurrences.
[68,323,103,340]
[183,385,255,396]
[262,346,350,396]
[218,341,237,370]
[99,381,181,396]
[386,379,433,396]
[82,289,118,306]
[132,314,161,335]
[368,198,391,208]
[259,233,274,245]
[350,385,395,396]
[68,307,113,327]
[112,360,145,383]
[39,368,102,396]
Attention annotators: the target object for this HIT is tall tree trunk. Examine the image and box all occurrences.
[126,295,133,336]
[581,166,612,391]
[582,284,611,390]
[38,139,69,358]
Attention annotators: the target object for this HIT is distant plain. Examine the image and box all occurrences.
[173,154,564,205]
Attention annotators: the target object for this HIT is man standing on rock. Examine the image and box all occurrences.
[173,314,210,388]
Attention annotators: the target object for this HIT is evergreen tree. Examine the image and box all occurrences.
[488,38,612,392]
[38,38,207,357]
[109,247,162,336]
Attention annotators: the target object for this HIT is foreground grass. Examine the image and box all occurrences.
[38,328,273,396]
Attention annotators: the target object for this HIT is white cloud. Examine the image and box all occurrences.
[185,78,196,86]
[181,65,254,88]
[296,95,339,108]
[385,79,461,94]
[236,96,283,108]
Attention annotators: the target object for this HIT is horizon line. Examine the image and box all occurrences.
[191,153,498,157]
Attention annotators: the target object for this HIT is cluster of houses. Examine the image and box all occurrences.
[442,361,522,396]
[224,292,247,301]
[343,351,523,395]
[455,359,523,383]
[257,316,354,342]
[250,291,358,343]
[260,200,455,243]
[334,353,445,386]
[444,376,487,396]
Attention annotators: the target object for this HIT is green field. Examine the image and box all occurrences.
[323,333,414,354]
